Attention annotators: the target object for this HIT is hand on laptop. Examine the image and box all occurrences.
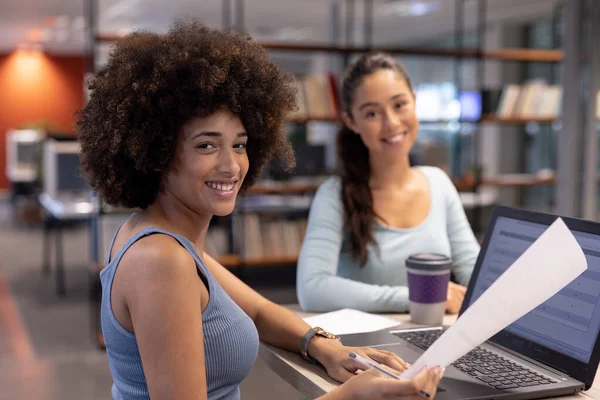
[310,339,409,383]
[446,282,467,314]
[324,365,444,400]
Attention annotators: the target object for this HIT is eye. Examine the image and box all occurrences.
[365,110,378,119]
[395,102,406,109]
[197,143,216,149]
[234,142,247,150]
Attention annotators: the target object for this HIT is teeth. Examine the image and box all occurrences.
[207,182,234,191]
[385,134,404,143]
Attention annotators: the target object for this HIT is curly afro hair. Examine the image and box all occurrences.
[76,20,296,209]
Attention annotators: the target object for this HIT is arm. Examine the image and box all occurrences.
[440,170,480,286]
[297,178,409,313]
[202,252,314,355]
[122,236,208,400]
[203,252,409,382]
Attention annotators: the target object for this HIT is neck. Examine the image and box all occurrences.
[369,153,412,189]
[143,192,212,253]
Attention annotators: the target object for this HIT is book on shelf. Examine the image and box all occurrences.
[289,76,309,120]
[290,72,339,121]
[496,84,521,118]
[240,213,307,261]
[496,82,562,120]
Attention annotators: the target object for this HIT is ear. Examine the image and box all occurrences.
[412,90,417,101]
[341,111,359,133]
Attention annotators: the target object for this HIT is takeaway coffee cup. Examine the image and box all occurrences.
[405,253,452,325]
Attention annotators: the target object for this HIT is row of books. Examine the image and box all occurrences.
[239,214,308,260]
[496,81,562,119]
[290,73,340,120]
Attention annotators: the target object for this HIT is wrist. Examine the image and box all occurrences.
[307,336,344,365]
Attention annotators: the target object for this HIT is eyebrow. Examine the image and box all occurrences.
[190,131,248,141]
[357,93,409,111]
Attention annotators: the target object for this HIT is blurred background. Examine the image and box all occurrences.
[0,0,598,398]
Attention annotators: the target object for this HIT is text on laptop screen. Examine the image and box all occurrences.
[467,216,600,363]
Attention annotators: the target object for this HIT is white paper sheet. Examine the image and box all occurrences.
[402,217,587,378]
[303,309,400,335]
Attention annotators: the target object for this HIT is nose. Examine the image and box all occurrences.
[384,109,402,130]
[216,148,241,177]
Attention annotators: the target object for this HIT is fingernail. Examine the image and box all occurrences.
[440,368,446,378]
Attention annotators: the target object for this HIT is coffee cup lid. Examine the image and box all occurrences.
[406,253,452,271]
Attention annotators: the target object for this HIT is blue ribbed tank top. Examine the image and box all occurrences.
[100,224,259,400]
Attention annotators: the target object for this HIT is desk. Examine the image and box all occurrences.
[259,305,600,400]
[39,192,99,296]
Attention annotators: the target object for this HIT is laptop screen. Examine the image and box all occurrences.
[466,216,600,363]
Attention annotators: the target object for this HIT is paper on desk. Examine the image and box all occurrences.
[402,217,587,378]
[303,309,400,335]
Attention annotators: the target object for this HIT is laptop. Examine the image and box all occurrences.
[340,206,600,399]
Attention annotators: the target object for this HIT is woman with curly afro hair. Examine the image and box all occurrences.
[77,20,442,400]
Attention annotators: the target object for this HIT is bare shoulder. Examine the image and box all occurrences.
[117,233,199,290]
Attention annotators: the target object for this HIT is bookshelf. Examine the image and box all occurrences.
[480,115,557,125]
[96,34,563,63]
[287,116,338,123]
[245,181,322,195]
[241,255,299,267]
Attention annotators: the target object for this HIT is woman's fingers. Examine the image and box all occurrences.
[446,282,467,314]
[366,349,409,372]
[377,365,442,398]
[334,365,359,382]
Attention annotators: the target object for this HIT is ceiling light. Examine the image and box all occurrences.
[274,27,314,41]
[102,0,142,20]
[378,1,440,17]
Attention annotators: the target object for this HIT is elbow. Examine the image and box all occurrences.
[296,273,336,312]
[296,249,340,312]
[297,276,322,312]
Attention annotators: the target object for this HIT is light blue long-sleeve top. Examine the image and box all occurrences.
[296,166,480,313]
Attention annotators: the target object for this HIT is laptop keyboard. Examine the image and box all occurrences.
[392,330,558,390]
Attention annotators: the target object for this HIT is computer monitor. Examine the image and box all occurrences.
[43,138,89,197]
[466,214,600,364]
[459,90,482,121]
[5,129,45,183]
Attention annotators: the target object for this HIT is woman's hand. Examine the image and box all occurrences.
[308,338,410,383]
[325,365,444,400]
[446,282,467,314]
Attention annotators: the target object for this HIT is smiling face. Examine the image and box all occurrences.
[341,69,419,159]
[162,109,249,217]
